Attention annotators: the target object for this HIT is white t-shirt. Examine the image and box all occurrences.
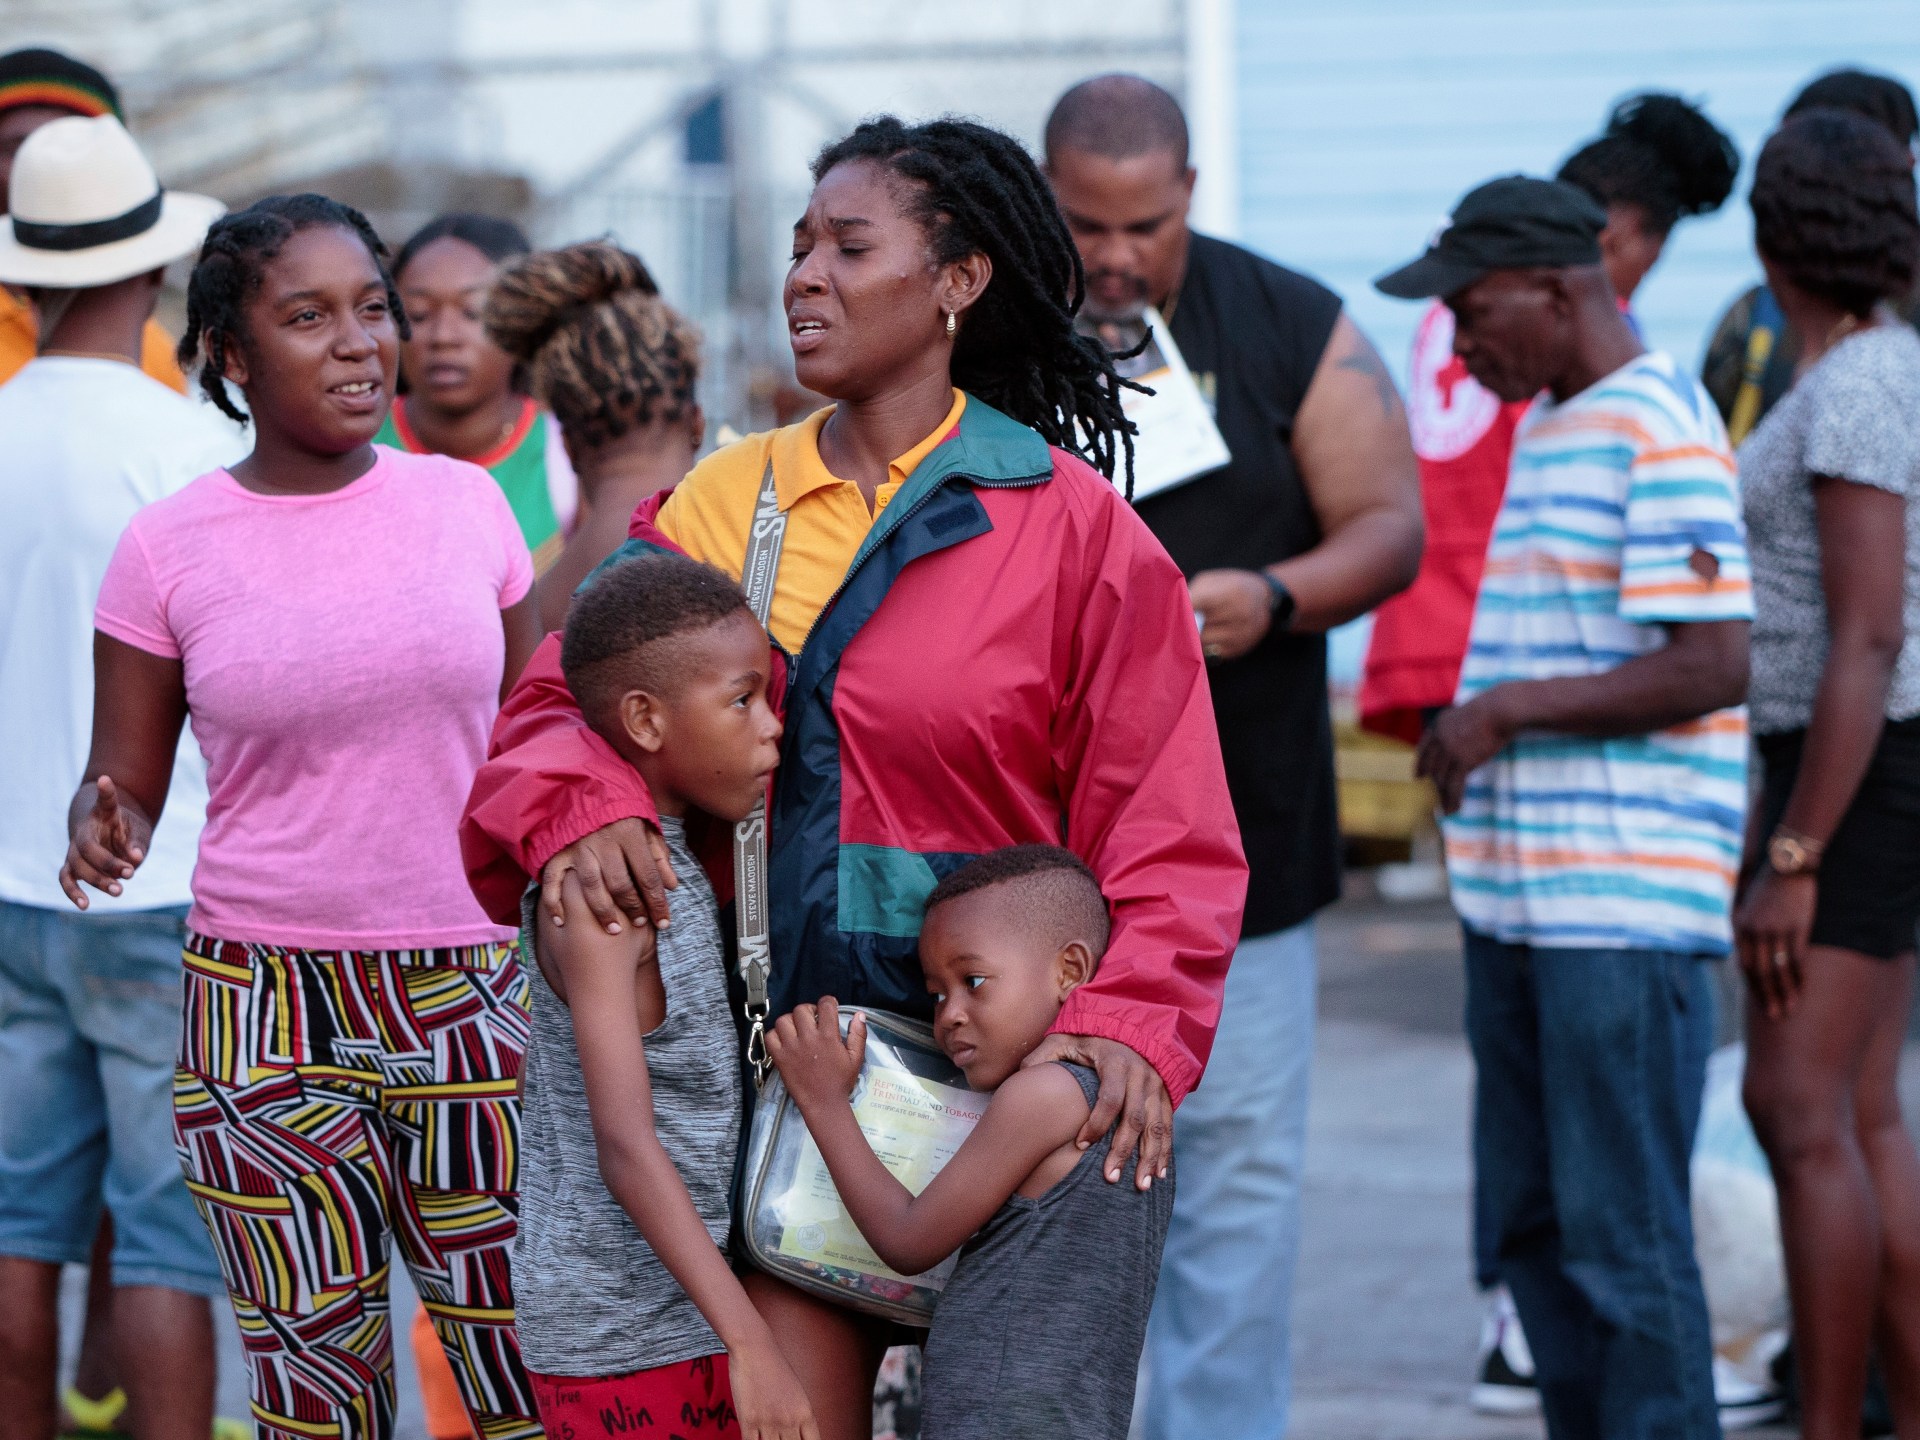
[0,357,246,911]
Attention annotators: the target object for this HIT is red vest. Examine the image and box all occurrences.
[1359,302,1526,743]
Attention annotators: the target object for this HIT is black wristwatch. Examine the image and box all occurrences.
[1260,571,1296,631]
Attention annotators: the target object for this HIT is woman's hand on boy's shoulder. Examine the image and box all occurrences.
[1021,1034,1172,1191]
[767,998,866,1109]
[540,816,679,935]
[536,869,656,992]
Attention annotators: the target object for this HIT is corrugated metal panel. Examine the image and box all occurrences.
[1236,0,1920,383]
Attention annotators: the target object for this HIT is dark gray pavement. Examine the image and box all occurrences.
[1293,882,1919,1439]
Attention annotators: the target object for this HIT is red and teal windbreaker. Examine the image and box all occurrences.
[460,398,1246,1104]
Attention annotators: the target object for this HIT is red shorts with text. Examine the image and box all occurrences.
[527,1354,739,1440]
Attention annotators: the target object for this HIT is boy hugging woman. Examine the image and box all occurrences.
[515,550,1173,1440]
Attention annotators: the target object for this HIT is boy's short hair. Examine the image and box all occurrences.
[561,551,752,732]
[923,844,1111,960]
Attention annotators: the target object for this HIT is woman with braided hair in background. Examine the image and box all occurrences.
[461,116,1245,1439]
[58,194,545,1440]
[1557,91,1741,320]
[1703,68,1920,445]
[484,240,705,631]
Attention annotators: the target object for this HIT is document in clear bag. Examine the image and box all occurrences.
[741,1008,987,1325]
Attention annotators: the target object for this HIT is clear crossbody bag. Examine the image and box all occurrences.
[729,463,985,1325]
[739,1007,987,1324]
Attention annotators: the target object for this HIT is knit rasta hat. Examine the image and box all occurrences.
[0,48,122,122]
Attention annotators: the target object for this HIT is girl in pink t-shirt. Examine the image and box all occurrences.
[60,196,545,1440]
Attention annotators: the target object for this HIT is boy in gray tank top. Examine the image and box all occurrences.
[514,552,816,1440]
[767,845,1173,1440]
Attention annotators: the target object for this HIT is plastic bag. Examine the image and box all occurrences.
[1691,1043,1788,1384]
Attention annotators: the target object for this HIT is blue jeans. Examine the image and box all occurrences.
[0,900,223,1295]
[1141,920,1314,1440]
[1464,928,1719,1440]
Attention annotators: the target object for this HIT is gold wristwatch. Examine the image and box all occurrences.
[1766,827,1825,876]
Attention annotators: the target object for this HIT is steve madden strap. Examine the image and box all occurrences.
[735,459,787,1083]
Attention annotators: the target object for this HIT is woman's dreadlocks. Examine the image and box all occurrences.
[811,116,1141,494]
[177,194,407,426]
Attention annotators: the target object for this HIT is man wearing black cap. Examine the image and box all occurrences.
[1377,176,1752,1438]
[0,47,183,389]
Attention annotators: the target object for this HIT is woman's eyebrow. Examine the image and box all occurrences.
[271,275,386,306]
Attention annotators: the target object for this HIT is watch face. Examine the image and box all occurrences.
[1769,835,1806,873]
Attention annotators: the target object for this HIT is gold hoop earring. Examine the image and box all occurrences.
[945,309,956,338]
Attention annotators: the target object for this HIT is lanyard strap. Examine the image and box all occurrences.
[1728,287,1784,448]
[735,460,786,1081]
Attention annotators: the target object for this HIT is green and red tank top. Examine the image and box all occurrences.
[376,397,574,572]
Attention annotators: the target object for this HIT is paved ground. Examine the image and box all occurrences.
[1294,881,1920,1440]
[58,880,1920,1438]
[1292,891,1536,1439]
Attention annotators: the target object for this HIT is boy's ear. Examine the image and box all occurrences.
[618,688,670,754]
[1053,938,1096,998]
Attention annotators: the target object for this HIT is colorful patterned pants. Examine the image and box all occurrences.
[174,932,543,1440]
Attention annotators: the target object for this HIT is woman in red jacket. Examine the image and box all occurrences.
[461,116,1245,1439]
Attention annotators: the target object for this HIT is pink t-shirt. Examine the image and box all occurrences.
[95,446,533,949]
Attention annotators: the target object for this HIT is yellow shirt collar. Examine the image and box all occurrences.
[770,389,967,511]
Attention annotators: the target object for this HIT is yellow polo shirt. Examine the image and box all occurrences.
[657,389,966,655]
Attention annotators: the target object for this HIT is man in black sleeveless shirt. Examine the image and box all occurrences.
[1046,75,1422,1440]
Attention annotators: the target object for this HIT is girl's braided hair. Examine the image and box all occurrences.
[810,116,1140,493]
[483,240,701,449]
[177,194,406,426]
[1785,68,1919,147]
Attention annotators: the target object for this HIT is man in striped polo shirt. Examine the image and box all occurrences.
[1379,177,1751,1440]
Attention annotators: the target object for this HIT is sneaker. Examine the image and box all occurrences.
[1471,1286,1541,1415]
[1715,1355,1785,1430]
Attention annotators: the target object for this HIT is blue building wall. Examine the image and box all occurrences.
[1236,1,1920,387]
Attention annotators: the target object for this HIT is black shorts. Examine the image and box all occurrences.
[1757,715,1920,959]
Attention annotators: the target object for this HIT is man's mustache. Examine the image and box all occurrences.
[1086,269,1149,293]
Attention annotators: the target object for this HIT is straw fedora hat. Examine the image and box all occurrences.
[0,114,222,287]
